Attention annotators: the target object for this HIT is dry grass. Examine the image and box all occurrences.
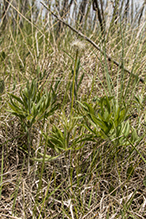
[0,1,146,219]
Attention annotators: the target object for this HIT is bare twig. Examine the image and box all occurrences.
[41,1,145,84]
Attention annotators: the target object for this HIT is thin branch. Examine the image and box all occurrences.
[93,0,105,35]
[41,1,144,84]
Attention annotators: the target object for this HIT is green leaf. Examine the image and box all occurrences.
[127,164,134,178]
[1,51,6,59]
[20,92,28,110]
[118,109,126,123]
[8,102,24,116]
[77,101,88,111]
[0,51,6,61]
[9,93,24,106]
[123,120,130,137]
[77,72,84,90]
[32,153,61,162]
[0,80,4,94]
[131,128,138,143]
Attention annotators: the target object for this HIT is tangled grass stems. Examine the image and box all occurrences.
[0,1,146,218]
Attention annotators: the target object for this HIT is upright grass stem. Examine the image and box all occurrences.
[27,127,31,174]
[71,49,79,115]
[0,147,4,199]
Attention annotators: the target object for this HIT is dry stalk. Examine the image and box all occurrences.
[41,1,145,84]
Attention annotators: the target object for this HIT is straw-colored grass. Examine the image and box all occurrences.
[0,1,146,218]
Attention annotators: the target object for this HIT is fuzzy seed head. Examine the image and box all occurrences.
[71,39,85,50]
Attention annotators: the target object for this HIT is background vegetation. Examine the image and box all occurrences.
[0,0,146,218]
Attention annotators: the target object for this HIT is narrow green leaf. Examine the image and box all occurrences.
[0,80,4,94]
[9,93,24,105]
[127,164,134,178]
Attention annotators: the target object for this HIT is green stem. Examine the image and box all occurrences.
[0,147,4,199]
[27,127,31,174]
[71,49,78,115]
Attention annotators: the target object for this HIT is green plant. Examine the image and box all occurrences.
[70,40,85,115]
[78,96,138,145]
[70,58,84,102]
[8,79,59,156]
[43,111,84,154]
